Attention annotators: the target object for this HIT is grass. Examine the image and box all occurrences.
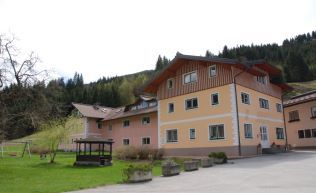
[0,152,162,193]
[284,80,316,99]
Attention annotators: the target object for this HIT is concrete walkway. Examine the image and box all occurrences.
[67,151,316,193]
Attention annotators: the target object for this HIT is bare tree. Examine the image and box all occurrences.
[0,34,48,88]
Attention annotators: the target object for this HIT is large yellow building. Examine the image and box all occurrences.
[144,53,291,157]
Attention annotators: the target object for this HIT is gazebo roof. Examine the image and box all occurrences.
[74,137,114,144]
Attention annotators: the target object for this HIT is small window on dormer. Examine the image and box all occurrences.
[183,71,197,84]
[209,65,217,77]
[167,78,174,89]
[257,76,267,84]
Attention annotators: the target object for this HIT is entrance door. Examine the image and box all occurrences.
[260,126,270,148]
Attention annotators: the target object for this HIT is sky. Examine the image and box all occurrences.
[0,0,315,83]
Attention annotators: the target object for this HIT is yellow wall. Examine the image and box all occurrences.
[285,100,316,148]
[159,83,286,149]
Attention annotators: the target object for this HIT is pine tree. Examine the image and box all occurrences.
[284,49,311,82]
[155,55,163,71]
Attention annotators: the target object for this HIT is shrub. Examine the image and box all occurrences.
[122,163,153,182]
[115,146,164,160]
[162,159,178,167]
[208,152,228,163]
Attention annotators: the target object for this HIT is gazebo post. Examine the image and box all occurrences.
[78,143,81,155]
[98,144,101,156]
[102,143,104,156]
[89,143,92,156]
[84,143,86,155]
[109,143,113,157]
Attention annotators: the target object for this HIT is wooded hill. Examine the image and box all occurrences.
[0,31,315,140]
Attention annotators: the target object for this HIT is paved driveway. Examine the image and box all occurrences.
[67,151,316,193]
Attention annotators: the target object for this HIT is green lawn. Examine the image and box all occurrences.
[0,153,162,193]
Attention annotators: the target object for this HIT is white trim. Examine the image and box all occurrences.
[182,70,198,85]
[157,101,161,148]
[184,97,199,110]
[84,117,89,138]
[208,124,226,141]
[243,123,253,139]
[240,92,251,105]
[239,113,283,123]
[230,84,239,145]
[141,116,151,125]
[189,128,196,140]
[165,128,178,143]
[167,78,174,89]
[208,65,217,78]
[122,138,130,145]
[210,92,220,106]
[160,113,231,126]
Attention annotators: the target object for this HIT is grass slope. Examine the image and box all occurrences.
[284,80,316,100]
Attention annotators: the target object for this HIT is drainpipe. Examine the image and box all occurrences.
[232,67,249,157]
[281,93,289,150]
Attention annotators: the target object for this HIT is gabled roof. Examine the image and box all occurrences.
[144,52,285,93]
[102,106,157,121]
[72,102,114,119]
[284,90,316,107]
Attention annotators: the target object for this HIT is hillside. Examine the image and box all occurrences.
[285,80,316,100]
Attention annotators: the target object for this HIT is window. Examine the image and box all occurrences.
[289,110,300,122]
[241,92,250,104]
[142,137,151,145]
[167,78,174,89]
[166,129,178,143]
[305,129,312,138]
[276,103,283,113]
[259,98,269,109]
[97,122,102,129]
[185,98,198,110]
[183,71,197,84]
[189,128,196,140]
[298,130,305,138]
[257,76,267,84]
[244,124,253,139]
[209,124,225,140]
[276,128,284,139]
[209,65,217,77]
[312,129,316,138]
[142,117,150,125]
[211,93,219,106]
[123,120,130,127]
[123,139,130,145]
[311,107,316,118]
[108,124,112,131]
[168,103,174,113]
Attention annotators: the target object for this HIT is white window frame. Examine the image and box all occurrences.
[123,120,130,127]
[166,129,178,143]
[185,97,198,110]
[244,123,253,139]
[141,116,150,125]
[257,76,267,84]
[241,92,250,105]
[189,128,196,140]
[276,103,283,113]
[211,93,219,106]
[141,137,151,145]
[311,107,316,118]
[209,65,217,77]
[276,127,285,139]
[259,98,269,109]
[123,138,130,145]
[168,102,174,113]
[183,71,197,84]
[208,124,225,140]
[167,78,174,89]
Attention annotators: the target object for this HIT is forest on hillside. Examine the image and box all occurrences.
[0,31,315,139]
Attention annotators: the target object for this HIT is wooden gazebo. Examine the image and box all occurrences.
[74,137,114,166]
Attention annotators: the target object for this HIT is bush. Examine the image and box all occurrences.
[122,163,153,182]
[208,152,228,163]
[115,146,164,160]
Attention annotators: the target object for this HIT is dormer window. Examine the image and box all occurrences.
[183,71,197,84]
[167,78,174,89]
[209,65,217,77]
[257,76,267,84]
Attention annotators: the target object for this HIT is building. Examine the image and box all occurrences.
[72,95,158,150]
[284,91,316,149]
[144,53,291,157]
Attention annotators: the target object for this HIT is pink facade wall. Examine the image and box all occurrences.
[87,112,158,149]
